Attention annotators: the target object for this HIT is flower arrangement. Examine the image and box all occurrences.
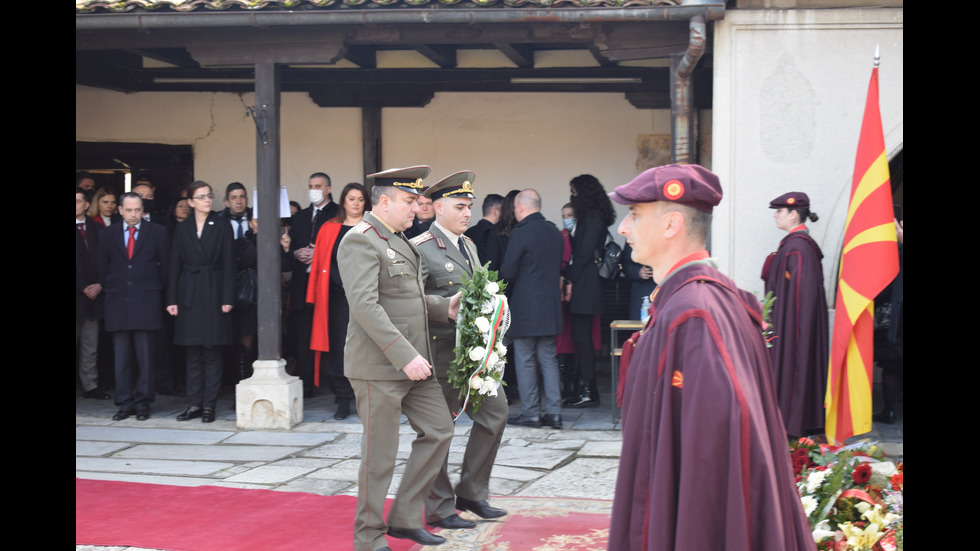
[791,438,903,550]
[449,264,509,416]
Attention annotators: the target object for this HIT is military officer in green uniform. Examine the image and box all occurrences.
[411,172,510,530]
[338,165,461,551]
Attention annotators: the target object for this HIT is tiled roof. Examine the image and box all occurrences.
[76,0,677,14]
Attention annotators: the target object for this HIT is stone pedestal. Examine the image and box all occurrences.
[236,358,303,430]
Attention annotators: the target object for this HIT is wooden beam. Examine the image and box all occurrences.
[409,44,457,68]
[493,42,534,68]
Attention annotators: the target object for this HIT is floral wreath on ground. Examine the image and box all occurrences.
[449,264,510,416]
[791,437,903,551]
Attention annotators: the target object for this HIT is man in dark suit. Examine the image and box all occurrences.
[217,181,252,239]
[464,193,504,272]
[98,192,170,421]
[287,172,338,396]
[77,188,110,399]
[499,189,564,428]
[412,173,509,530]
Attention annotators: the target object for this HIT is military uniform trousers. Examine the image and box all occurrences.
[350,376,453,551]
[425,376,508,522]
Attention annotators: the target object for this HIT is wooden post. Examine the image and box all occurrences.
[362,106,381,184]
[255,61,282,361]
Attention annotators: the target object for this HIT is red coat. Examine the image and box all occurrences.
[306,220,344,386]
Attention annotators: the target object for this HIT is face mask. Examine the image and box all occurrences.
[562,218,576,231]
[308,189,324,205]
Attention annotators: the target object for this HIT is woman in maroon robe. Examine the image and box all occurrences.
[761,191,829,437]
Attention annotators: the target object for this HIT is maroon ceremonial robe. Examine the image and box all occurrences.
[761,228,829,436]
[610,259,812,551]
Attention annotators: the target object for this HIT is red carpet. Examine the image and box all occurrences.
[76,478,612,550]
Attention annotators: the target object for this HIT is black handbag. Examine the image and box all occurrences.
[235,268,257,308]
[596,231,622,280]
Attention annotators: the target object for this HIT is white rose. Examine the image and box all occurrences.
[470,377,484,390]
[479,378,499,396]
[485,281,499,294]
[481,301,494,314]
[495,342,507,356]
[474,317,491,334]
[488,352,499,366]
[469,346,487,362]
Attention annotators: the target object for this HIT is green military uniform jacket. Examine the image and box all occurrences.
[338,211,450,380]
[411,224,479,377]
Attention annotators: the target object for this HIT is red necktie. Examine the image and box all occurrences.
[127,226,137,259]
[77,222,86,240]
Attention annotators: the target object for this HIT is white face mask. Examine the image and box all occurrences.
[308,189,324,205]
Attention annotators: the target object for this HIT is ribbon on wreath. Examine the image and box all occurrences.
[455,294,508,420]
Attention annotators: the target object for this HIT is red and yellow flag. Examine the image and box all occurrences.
[825,65,899,444]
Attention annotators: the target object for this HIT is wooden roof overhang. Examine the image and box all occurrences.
[76,0,725,109]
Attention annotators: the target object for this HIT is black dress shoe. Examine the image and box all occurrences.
[84,388,111,400]
[507,413,541,428]
[333,400,350,420]
[202,408,215,423]
[136,411,150,421]
[112,409,133,421]
[428,514,476,530]
[456,497,507,519]
[386,526,446,546]
[177,407,202,421]
[542,414,563,429]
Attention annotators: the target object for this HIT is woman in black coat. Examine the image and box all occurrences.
[563,174,615,408]
[167,181,235,423]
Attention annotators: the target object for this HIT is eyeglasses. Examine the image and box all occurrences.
[193,193,215,201]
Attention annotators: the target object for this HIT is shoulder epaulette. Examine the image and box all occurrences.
[353,220,386,240]
[410,232,434,246]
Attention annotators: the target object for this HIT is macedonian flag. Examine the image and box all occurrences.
[825,64,899,444]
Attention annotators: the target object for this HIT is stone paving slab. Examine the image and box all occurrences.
[274,478,355,495]
[303,434,363,459]
[76,426,234,445]
[76,457,235,476]
[488,464,547,482]
[111,444,304,462]
[223,465,318,484]
[516,457,620,500]
[76,471,223,487]
[578,440,622,457]
[493,445,574,470]
[77,441,130,456]
[224,431,339,446]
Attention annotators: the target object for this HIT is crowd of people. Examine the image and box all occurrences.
[77,163,901,550]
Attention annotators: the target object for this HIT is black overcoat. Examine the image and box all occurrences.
[97,221,169,332]
[77,219,104,322]
[499,212,563,337]
[563,211,606,315]
[167,213,235,346]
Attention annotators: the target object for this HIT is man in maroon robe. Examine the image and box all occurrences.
[608,164,812,551]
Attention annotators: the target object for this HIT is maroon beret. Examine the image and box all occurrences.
[769,192,810,210]
[609,164,722,213]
